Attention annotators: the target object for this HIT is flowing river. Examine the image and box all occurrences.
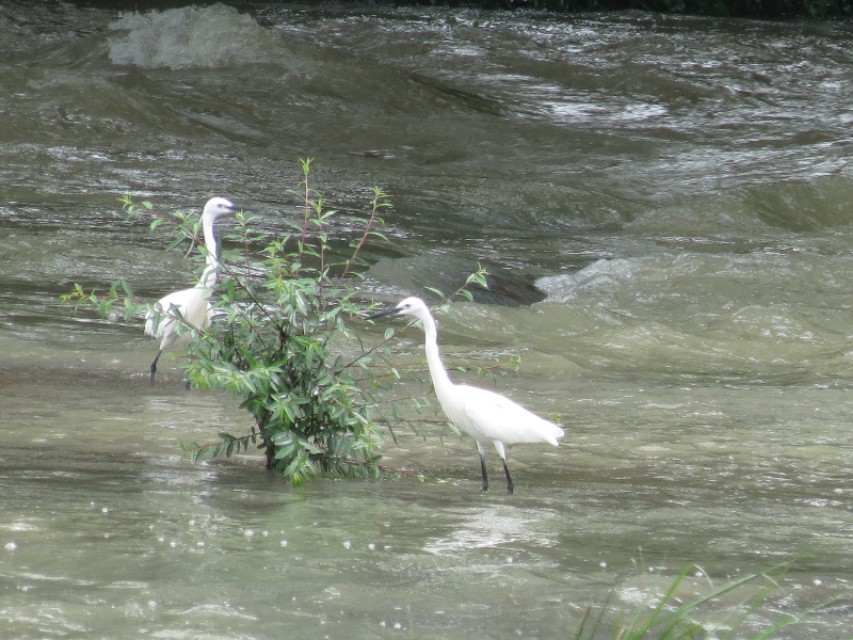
[1,2,852,638]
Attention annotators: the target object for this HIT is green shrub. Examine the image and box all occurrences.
[64,159,391,486]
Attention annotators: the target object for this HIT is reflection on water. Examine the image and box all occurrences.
[423,504,561,555]
[1,1,852,638]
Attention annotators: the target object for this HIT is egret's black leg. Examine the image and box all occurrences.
[501,459,514,494]
[479,454,489,492]
[149,350,163,385]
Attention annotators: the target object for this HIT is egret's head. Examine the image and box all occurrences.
[367,296,428,321]
[202,196,239,220]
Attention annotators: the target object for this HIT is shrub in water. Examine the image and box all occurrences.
[64,159,389,486]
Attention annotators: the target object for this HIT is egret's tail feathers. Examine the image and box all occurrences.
[143,312,157,338]
[547,424,565,447]
[524,417,564,447]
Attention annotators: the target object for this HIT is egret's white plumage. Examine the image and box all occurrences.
[369,296,564,493]
[144,196,238,383]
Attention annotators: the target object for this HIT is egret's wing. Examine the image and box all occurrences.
[459,385,563,446]
[144,287,210,339]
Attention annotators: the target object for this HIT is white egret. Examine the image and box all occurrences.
[369,296,564,493]
[144,196,238,383]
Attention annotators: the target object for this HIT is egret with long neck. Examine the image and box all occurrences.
[144,197,238,384]
[369,296,564,493]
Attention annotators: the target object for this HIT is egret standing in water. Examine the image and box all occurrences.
[144,196,238,384]
[369,296,564,493]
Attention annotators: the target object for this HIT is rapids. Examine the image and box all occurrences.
[1,2,852,638]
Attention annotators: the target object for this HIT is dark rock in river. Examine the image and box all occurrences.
[367,252,546,307]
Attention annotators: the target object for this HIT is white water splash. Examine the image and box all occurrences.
[108,4,282,69]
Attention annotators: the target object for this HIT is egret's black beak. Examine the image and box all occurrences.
[366,306,401,321]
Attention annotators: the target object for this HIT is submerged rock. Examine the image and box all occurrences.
[366,252,545,307]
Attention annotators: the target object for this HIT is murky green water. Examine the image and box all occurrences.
[1,2,852,638]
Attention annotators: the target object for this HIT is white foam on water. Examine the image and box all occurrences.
[108,4,282,69]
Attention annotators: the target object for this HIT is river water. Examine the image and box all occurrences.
[1,2,852,638]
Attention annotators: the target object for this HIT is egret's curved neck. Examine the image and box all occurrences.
[418,310,454,395]
[198,214,221,289]
[202,214,221,268]
[198,259,218,291]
